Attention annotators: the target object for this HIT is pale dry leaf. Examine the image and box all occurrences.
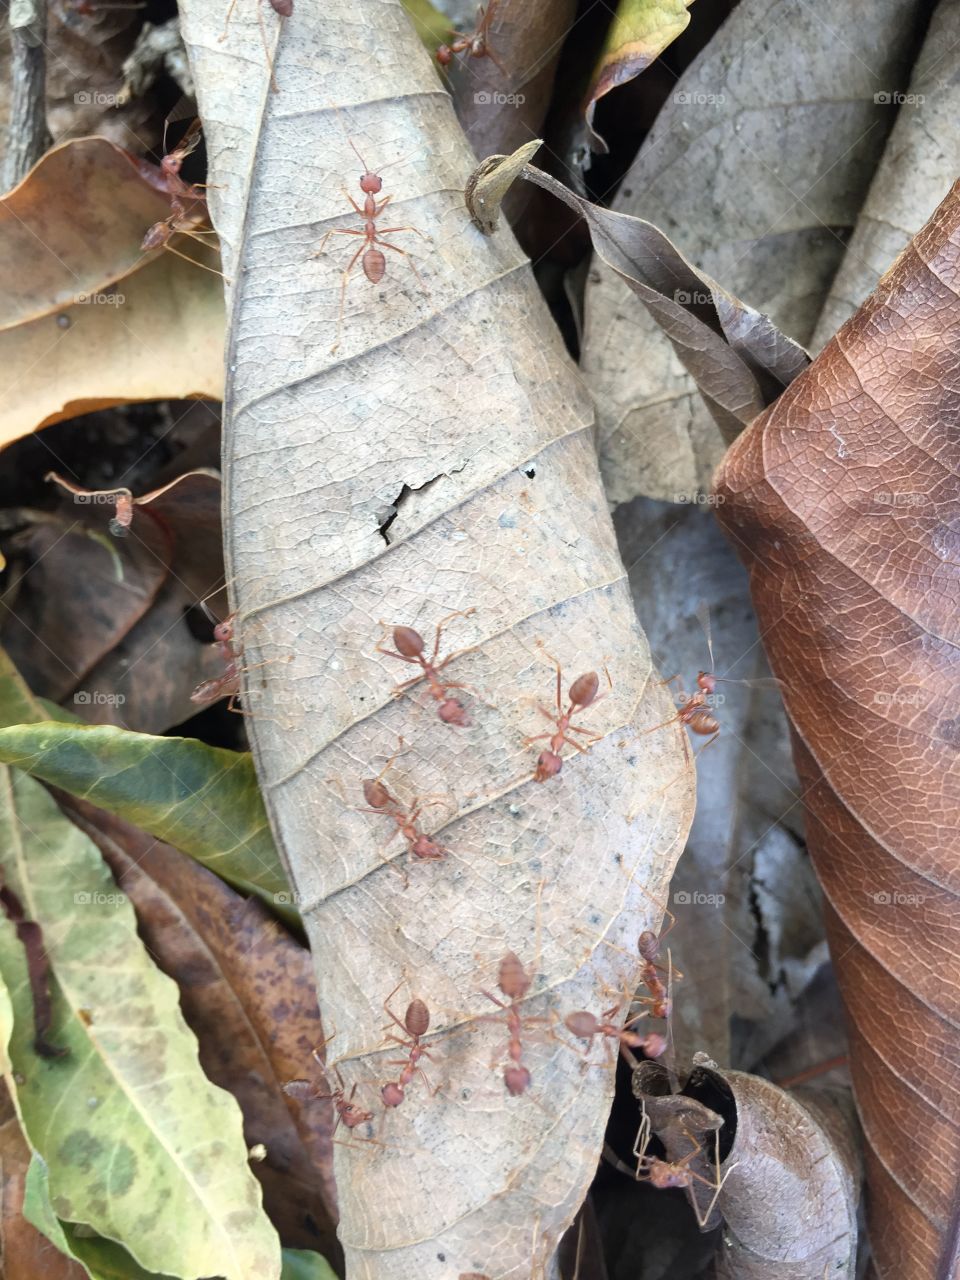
[581,0,930,504]
[811,0,960,349]
[711,1072,860,1279]
[176,0,696,1274]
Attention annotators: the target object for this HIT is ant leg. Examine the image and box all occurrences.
[160,241,231,281]
[313,226,365,256]
[332,243,367,352]
[426,608,476,667]
[254,0,280,93]
[220,0,239,40]
[374,237,429,292]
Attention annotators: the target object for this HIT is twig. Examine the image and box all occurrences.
[3,0,50,191]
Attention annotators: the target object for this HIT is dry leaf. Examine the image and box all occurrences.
[177,0,696,1273]
[811,0,960,349]
[0,252,224,444]
[714,181,960,1280]
[581,0,930,504]
[468,152,808,441]
[711,1072,859,1278]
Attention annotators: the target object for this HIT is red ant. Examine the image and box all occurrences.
[481,951,540,1096]
[359,746,446,865]
[634,1113,736,1229]
[221,1,292,93]
[645,604,781,760]
[142,120,224,278]
[284,1062,373,1136]
[524,656,606,781]
[636,906,679,1021]
[191,612,241,709]
[436,0,505,73]
[314,140,427,353]
[380,984,437,1107]
[376,609,475,726]
[564,1002,666,1061]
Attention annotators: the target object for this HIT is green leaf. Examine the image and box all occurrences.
[400,0,450,51]
[0,721,293,918]
[0,769,281,1279]
[24,1155,175,1280]
[585,0,695,150]
[281,1249,341,1280]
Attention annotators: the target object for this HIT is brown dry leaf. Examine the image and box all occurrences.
[0,251,225,446]
[713,183,960,1280]
[0,137,175,330]
[811,0,960,349]
[709,1072,859,1278]
[440,0,577,177]
[629,1062,859,1275]
[177,0,696,1273]
[0,1084,88,1280]
[60,793,340,1261]
[581,0,930,505]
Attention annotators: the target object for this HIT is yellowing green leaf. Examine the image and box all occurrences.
[0,770,281,1279]
[0,722,291,915]
[586,0,695,150]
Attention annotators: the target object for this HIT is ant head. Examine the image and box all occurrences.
[359,170,383,194]
[438,697,469,726]
[436,43,453,65]
[504,1064,531,1096]
[498,951,531,1000]
[381,1081,405,1108]
[534,750,562,782]
[697,670,717,695]
[213,618,234,644]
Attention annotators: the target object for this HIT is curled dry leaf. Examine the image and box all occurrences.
[713,182,960,1280]
[584,0,694,153]
[0,137,181,330]
[581,0,930,504]
[467,149,808,441]
[710,1072,859,1278]
[62,794,339,1261]
[177,0,696,1273]
[811,0,960,349]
